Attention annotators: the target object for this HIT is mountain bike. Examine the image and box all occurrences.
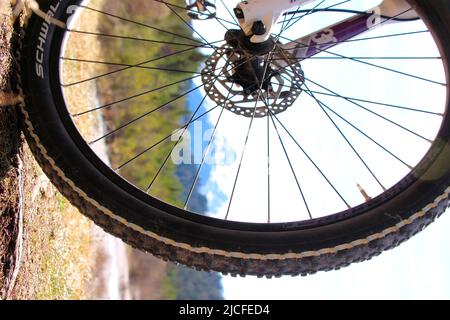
[17,0,449,276]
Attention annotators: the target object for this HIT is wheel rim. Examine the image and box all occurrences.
[57,0,448,227]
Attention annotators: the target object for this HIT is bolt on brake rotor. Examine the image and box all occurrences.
[201,45,304,118]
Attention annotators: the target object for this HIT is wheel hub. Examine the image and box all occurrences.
[201,31,304,118]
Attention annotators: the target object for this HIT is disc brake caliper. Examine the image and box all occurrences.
[185,0,216,20]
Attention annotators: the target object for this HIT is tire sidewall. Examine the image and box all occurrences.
[21,0,450,254]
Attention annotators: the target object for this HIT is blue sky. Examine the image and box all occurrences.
[222,209,450,300]
[185,84,230,213]
[188,0,450,299]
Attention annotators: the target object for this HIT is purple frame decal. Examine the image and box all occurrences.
[282,11,386,59]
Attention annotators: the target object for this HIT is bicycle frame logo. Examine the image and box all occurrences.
[170,122,237,166]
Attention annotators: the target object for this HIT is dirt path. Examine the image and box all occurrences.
[86,114,131,300]
[0,1,131,300]
[0,0,21,299]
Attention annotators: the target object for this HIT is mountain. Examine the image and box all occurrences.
[166,263,224,300]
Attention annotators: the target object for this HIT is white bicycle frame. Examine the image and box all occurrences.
[235,0,419,51]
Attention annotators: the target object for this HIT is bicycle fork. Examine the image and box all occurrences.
[233,0,418,44]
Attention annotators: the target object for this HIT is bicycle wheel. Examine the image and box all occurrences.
[18,0,450,276]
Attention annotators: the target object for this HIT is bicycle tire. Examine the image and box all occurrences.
[16,0,450,277]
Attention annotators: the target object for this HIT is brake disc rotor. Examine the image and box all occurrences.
[201,45,304,118]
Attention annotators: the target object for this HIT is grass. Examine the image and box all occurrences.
[162,265,178,300]
[8,0,183,300]
[11,167,93,300]
[0,0,21,298]
[2,0,214,300]
[91,0,203,205]
[13,2,110,299]
[80,1,212,299]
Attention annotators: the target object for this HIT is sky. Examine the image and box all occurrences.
[223,209,450,300]
[191,0,445,222]
[65,0,450,299]
[189,0,450,299]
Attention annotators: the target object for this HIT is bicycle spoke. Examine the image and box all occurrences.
[218,0,240,26]
[79,4,205,46]
[277,5,291,32]
[145,63,235,192]
[284,7,420,22]
[61,45,208,87]
[195,0,241,50]
[284,7,413,48]
[184,107,225,210]
[279,2,307,33]
[116,57,239,171]
[159,0,239,27]
[302,89,443,116]
[62,57,202,75]
[304,82,387,190]
[207,5,232,33]
[184,84,236,210]
[266,108,271,223]
[208,16,237,27]
[225,55,273,220]
[301,88,414,169]
[303,75,434,143]
[59,0,448,226]
[279,0,317,35]
[87,52,257,143]
[90,82,204,145]
[332,30,429,44]
[269,112,312,219]
[283,0,349,32]
[269,109,351,209]
[66,29,217,47]
[281,6,445,86]
[272,77,443,117]
[246,65,310,219]
[225,93,261,220]
[72,58,236,117]
[75,74,199,117]
[279,35,446,86]
[161,0,213,47]
[115,95,228,171]
[146,99,212,192]
[280,30,429,50]
[272,56,441,60]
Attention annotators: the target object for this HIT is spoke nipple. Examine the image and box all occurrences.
[357,184,372,202]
